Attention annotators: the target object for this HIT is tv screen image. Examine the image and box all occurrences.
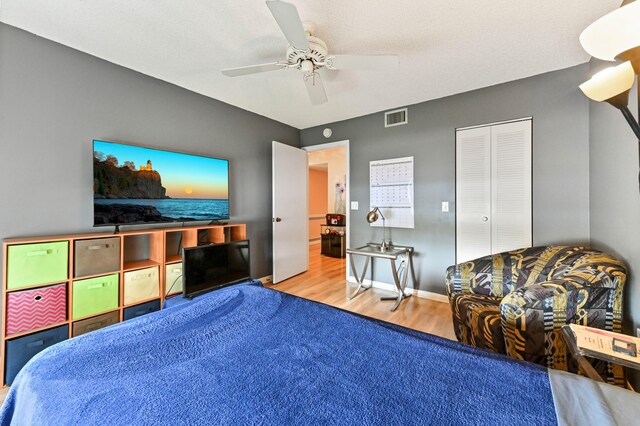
[93,140,229,226]
[182,240,251,298]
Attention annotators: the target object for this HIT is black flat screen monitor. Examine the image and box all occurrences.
[182,240,250,298]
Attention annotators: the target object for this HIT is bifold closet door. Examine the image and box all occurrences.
[456,126,492,263]
[456,120,532,263]
[490,120,532,254]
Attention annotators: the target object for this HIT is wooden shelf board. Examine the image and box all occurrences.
[5,320,69,340]
[71,308,120,323]
[119,229,165,236]
[3,232,113,244]
[165,255,182,264]
[124,297,161,308]
[6,280,68,293]
[123,259,160,271]
[2,224,243,245]
[72,270,120,281]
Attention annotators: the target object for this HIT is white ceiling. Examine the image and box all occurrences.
[0,0,619,129]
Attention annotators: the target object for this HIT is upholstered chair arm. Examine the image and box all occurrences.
[445,253,504,297]
[500,277,624,369]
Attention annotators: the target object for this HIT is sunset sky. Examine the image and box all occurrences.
[94,140,228,199]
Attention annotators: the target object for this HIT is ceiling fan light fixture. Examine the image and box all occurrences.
[222,0,399,105]
[300,60,314,74]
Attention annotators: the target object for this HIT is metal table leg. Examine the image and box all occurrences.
[347,254,372,300]
[380,252,411,311]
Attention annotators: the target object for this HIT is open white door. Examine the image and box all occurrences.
[272,141,309,283]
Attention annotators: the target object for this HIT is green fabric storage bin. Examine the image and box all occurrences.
[7,241,69,290]
[72,274,119,320]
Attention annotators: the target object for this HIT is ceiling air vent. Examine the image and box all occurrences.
[385,108,408,128]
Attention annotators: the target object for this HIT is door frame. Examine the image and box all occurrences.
[303,140,350,280]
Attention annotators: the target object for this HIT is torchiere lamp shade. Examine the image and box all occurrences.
[579,61,636,108]
[580,1,640,63]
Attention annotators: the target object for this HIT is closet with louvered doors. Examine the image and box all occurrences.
[455,118,532,263]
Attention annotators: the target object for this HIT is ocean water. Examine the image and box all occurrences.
[95,198,228,220]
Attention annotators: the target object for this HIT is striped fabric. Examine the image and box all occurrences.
[6,283,67,336]
[445,246,627,385]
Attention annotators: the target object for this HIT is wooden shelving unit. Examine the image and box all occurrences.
[1,223,246,387]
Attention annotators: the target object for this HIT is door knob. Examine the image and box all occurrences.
[273,217,282,222]
[481,216,489,222]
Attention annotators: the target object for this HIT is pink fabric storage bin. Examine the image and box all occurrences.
[6,283,67,336]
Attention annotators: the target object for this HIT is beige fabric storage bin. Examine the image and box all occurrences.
[74,237,120,278]
[124,266,159,305]
[165,263,183,296]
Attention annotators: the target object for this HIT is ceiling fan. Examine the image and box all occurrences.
[221,0,399,105]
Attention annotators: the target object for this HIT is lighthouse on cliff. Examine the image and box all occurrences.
[139,160,152,171]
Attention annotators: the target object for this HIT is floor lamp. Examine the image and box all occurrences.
[580,62,640,139]
[579,0,640,185]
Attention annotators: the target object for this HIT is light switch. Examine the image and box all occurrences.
[441,201,449,212]
[351,201,359,210]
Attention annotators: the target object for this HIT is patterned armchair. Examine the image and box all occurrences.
[445,246,627,385]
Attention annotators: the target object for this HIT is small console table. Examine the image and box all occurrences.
[320,225,346,258]
[346,243,416,312]
[561,325,640,385]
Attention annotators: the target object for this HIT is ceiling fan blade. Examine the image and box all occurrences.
[303,72,328,105]
[325,55,399,71]
[266,0,310,51]
[221,62,287,77]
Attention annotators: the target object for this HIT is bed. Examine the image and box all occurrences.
[2,282,639,425]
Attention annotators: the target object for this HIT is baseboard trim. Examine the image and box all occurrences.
[258,275,273,285]
[347,276,449,303]
[309,239,321,245]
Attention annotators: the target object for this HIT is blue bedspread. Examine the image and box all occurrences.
[1,284,558,425]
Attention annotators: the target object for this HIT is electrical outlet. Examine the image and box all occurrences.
[441,201,449,212]
[637,327,640,338]
[351,201,359,210]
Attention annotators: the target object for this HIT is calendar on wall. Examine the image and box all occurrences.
[369,156,414,228]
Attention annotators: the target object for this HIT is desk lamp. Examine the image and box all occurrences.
[366,207,388,251]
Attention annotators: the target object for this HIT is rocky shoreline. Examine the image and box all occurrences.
[94,203,196,224]
[94,194,171,200]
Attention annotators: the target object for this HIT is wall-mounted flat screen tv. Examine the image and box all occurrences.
[182,240,251,298]
[93,140,229,226]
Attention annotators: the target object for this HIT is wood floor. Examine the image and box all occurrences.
[266,244,456,340]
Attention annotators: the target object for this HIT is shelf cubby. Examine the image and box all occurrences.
[122,232,163,270]
[229,225,247,241]
[165,229,198,261]
[197,225,246,245]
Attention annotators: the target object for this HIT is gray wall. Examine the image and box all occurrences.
[301,64,592,294]
[588,59,640,337]
[0,23,300,278]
